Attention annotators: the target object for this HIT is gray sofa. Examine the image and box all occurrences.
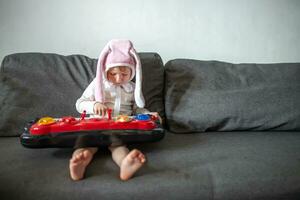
[1,52,299,200]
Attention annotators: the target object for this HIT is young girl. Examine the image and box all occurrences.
[70,39,158,181]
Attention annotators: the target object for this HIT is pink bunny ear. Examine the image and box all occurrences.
[95,43,110,103]
[130,48,145,108]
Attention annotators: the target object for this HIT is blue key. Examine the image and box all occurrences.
[135,114,150,121]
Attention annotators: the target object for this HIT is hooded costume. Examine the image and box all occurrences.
[95,39,145,108]
[76,39,146,117]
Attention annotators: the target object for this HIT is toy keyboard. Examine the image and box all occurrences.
[20,112,164,148]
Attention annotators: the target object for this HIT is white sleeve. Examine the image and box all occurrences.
[75,79,98,114]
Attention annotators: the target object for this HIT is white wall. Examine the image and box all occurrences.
[1,0,300,64]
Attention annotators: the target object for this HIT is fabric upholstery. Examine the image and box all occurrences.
[0,53,164,136]
[1,53,300,200]
[165,59,300,133]
[1,131,300,200]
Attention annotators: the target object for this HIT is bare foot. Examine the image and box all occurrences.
[69,149,94,181]
[120,149,146,181]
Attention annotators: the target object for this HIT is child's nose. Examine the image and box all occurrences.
[115,74,122,83]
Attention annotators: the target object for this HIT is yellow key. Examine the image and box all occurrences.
[116,115,132,122]
[37,117,55,125]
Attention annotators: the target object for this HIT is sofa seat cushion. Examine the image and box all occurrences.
[165,59,300,133]
[1,131,300,200]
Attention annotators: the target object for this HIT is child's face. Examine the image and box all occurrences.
[107,66,132,85]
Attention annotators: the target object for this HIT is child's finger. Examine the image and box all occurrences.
[101,108,106,118]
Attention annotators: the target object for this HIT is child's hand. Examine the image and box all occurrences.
[93,102,107,117]
[148,112,162,124]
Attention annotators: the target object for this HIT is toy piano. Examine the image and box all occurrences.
[20,110,164,148]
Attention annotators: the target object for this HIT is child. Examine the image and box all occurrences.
[70,39,159,181]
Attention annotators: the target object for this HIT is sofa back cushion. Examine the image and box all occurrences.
[165,59,300,133]
[0,52,164,136]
